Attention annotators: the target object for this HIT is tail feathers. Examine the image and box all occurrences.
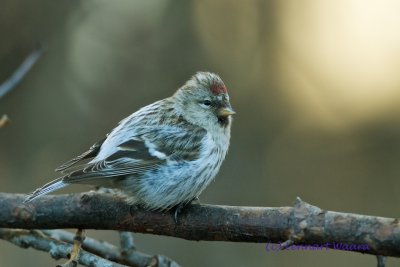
[24,177,67,203]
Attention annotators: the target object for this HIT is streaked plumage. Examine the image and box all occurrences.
[25,72,234,210]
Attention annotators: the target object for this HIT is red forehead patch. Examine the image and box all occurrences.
[210,83,227,95]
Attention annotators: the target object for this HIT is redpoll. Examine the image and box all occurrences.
[25,72,235,210]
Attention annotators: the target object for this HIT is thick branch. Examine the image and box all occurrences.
[1,192,400,258]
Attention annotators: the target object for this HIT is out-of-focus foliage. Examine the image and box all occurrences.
[1,0,400,266]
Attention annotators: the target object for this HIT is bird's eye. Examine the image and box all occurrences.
[202,100,212,107]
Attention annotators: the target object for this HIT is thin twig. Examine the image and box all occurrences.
[43,230,120,261]
[58,229,85,267]
[0,45,44,99]
[0,229,128,267]
[119,232,136,256]
[42,230,180,267]
[376,256,386,267]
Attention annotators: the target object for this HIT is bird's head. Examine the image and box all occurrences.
[174,72,235,131]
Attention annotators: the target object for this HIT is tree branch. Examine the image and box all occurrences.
[0,45,44,129]
[42,230,178,267]
[0,228,128,267]
[1,192,399,258]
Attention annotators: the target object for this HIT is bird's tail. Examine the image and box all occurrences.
[24,177,67,203]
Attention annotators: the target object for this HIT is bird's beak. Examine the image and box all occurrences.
[218,106,236,117]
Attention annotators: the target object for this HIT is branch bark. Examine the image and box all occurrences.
[1,192,399,258]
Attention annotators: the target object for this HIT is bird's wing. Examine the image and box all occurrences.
[55,99,165,173]
[55,137,106,172]
[62,124,207,184]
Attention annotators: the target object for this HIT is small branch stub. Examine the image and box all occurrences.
[0,114,11,128]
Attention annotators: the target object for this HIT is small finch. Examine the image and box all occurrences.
[25,72,235,210]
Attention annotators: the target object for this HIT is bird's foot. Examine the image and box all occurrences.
[173,203,185,224]
[173,197,200,224]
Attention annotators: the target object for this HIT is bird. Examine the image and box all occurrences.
[24,72,235,211]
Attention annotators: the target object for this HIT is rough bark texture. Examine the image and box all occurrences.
[1,192,399,258]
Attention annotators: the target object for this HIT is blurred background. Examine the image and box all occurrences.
[1,0,400,266]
